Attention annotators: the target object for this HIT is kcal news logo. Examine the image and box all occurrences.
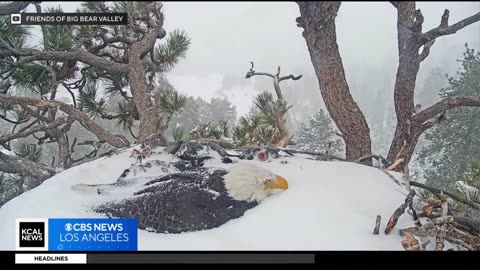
[16,218,49,251]
[16,218,137,251]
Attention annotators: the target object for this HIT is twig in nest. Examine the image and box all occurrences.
[401,232,421,251]
[354,154,389,167]
[385,190,416,234]
[435,236,445,251]
[410,181,480,210]
[421,239,431,250]
[400,226,479,251]
[373,215,381,235]
[440,192,449,217]
[409,200,422,227]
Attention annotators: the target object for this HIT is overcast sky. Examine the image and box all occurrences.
[24,1,480,117]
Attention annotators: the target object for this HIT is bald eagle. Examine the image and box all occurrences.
[93,162,288,234]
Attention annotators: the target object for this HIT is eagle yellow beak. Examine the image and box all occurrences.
[265,175,289,190]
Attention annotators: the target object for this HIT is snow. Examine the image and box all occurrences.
[0,148,12,155]
[0,145,416,250]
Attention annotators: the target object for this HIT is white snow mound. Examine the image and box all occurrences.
[0,145,415,250]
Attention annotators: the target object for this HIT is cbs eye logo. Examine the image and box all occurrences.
[11,14,22,25]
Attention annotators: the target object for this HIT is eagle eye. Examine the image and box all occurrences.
[263,179,273,184]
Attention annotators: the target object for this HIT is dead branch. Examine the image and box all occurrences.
[401,232,421,251]
[414,96,480,124]
[420,10,480,45]
[421,239,431,250]
[400,226,480,251]
[373,215,381,235]
[277,148,346,161]
[385,190,416,234]
[386,158,404,171]
[354,154,389,167]
[435,236,445,251]
[410,181,480,210]
[440,193,449,217]
[279,74,303,82]
[409,200,422,227]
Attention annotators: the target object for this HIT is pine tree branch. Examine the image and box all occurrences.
[414,96,480,124]
[0,117,69,145]
[0,94,129,148]
[0,37,129,75]
[420,10,480,45]
[0,152,55,180]
[0,1,33,16]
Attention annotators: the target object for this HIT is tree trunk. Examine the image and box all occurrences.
[273,77,290,146]
[296,2,372,163]
[386,2,422,170]
[56,134,71,169]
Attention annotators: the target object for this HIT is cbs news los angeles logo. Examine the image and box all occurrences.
[16,218,49,251]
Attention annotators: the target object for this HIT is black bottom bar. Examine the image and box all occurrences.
[87,253,315,264]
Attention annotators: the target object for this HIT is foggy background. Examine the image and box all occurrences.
[23,1,480,155]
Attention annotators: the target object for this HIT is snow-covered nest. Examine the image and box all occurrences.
[0,144,416,250]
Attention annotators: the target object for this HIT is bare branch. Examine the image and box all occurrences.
[246,71,275,79]
[414,96,480,124]
[385,190,416,234]
[418,39,435,62]
[420,10,480,44]
[279,74,303,82]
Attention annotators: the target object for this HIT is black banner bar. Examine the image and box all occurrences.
[87,253,315,264]
[10,13,128,25]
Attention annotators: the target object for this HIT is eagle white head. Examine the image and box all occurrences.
[223,162,289,203]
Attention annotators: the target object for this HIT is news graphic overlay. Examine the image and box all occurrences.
[48,218,138,251]
[16,218,49,251]
[10,13,128,25]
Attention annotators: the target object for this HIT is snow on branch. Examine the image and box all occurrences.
[420,9,480,45]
